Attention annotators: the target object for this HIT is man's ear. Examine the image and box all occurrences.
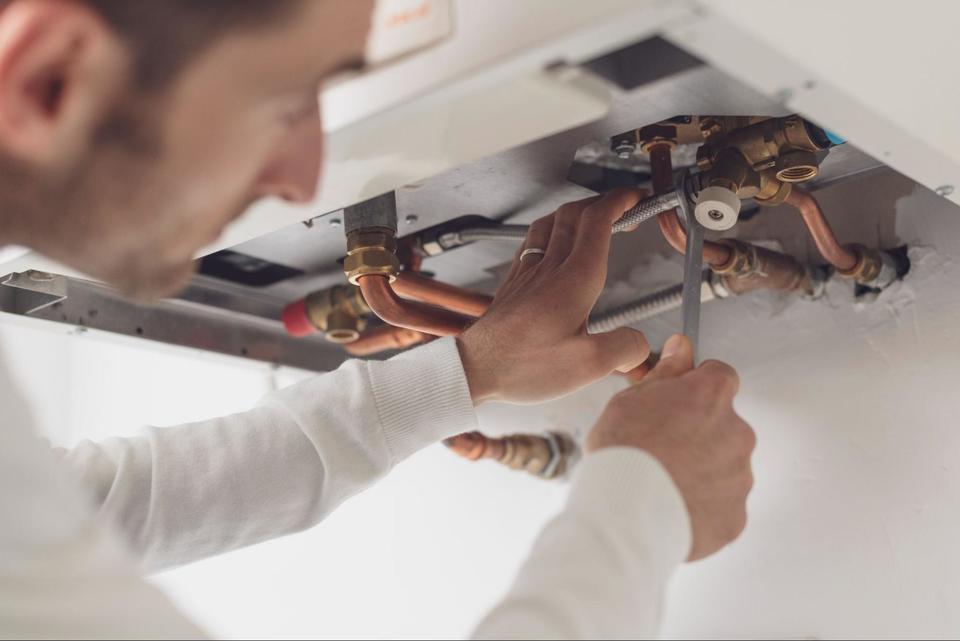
[0,0,128,166]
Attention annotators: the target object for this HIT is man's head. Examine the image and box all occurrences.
[0,0,372,298]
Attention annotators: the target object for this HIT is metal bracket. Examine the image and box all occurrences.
[0,271,68,314]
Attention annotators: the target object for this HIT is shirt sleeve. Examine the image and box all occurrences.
[55,337,478,571]
[1,348,206,639]
[472,448,692,640]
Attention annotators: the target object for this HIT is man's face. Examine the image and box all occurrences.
[0,0,372,298]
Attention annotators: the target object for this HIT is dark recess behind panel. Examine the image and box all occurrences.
[583,36,703,90]
[199,250,304,287]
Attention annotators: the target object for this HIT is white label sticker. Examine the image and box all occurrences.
[366,0,453,65]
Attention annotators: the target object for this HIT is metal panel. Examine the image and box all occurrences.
[0,275,346,373]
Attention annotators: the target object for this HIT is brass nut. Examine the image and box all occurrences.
[343,227,401,285]
[346,228,396,253]
[837,244,882,283]
[711,239,754,276]
[638,123,678,152]
[344,247,400,285]
[754,172,793,206]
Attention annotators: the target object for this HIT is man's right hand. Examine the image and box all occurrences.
[585,334,755,561]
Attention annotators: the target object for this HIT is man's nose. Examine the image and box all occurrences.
[254,110,323,204]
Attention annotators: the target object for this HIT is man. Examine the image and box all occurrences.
[0,1,755,638]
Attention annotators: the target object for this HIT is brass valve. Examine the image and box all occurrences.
[695,115,829,206]
[298,284,371,343]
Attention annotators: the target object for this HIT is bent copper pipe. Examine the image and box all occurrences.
[392,271,493,318]
[357,275,471,336]
[784,188,858,272]
[648,143,733,267]
[345,324,430,356]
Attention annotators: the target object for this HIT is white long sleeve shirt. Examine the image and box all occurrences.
[0,336,691,639]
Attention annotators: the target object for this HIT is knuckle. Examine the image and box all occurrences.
[586,187,642,218]
[527,218,551,238]
[695,360,740,396]
[617,327,650,360]
[731,509,748,539]
[607,387,639,414]
[741,421,757,452]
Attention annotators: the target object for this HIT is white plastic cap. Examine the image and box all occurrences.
[694,186,741,231]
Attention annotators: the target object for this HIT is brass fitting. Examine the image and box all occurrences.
[637,123,678,153]
[443,431,578,480]
[711,239,814,296]
[301,285,371,343]
[697,115,827,205]
[754,169,793,206]
[703,148,760,195]
[343,227,401,285]
[836,244,883,284]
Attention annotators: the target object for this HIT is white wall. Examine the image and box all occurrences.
[5,172,960,639]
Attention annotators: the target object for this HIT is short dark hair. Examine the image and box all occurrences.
[87,0,297,88]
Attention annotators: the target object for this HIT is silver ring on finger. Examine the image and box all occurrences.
[520,248,546,262]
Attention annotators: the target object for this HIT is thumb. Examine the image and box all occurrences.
[585,327,651,374]
[644,334,694,381]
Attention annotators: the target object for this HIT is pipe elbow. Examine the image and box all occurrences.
[784,188,859,272]
[358,275,470,337]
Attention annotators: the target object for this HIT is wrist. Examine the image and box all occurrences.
[456,332,499,406]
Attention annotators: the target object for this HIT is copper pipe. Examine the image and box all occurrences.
[344,324,430,356]
[648,143,733,267]
[784,188,858,272]
[444,431,577,479]
[444,432,507,461]
[715,242,811,295]
[392,271,493,318]
[357,275,471,336]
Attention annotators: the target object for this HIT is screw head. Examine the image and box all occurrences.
[935,184,954,197]
[708,209,724,221]
[405,214,419,225]
[612,140,636,159]
[329,218,342,227]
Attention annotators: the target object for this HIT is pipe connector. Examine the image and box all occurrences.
[443,431,578,480]
[710,239,813,295]
[343,228,401,285]
[282,284,370,342]
[836,244,900,289]
[710,239,755,277]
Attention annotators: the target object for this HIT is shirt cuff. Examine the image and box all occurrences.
[568,447,692,571]
[366,337,479,462]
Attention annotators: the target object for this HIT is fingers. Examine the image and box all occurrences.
[544,197,599,265]
[565,188,645,277]
[584,327,651,375]
[643,334,695,381]
[690,359,741,398]
[506,214,554,280]
[505,189,642,281]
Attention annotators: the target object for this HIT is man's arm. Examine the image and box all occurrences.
[474,335,755,639]
[56,336,477,571]
[55,188,655,573]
